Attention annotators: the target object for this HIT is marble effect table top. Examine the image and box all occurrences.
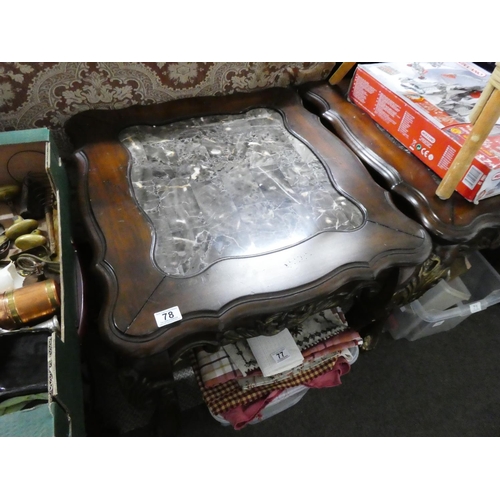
[120,108,364,277]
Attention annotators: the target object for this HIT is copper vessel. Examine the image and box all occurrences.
[0,279,60,329]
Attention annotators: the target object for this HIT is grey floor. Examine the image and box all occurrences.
[174,306,500,437]
[83,251,500,437]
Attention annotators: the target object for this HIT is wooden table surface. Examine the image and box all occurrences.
[300,80,500,249]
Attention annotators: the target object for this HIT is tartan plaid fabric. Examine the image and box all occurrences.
[237,338,361,391]
[195,347,243,388]
[220,358,351,429]
[192,352,344,415]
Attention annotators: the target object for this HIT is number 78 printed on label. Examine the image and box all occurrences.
[154,306,183,327]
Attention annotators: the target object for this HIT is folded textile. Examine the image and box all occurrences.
[219,389,283,430]
[192,308,360,429]
[195,347,243,388]
[237,342,360,391]
[210,385,310,427]
[219,356,351,430]
[222,342,257,377]
[246,328,304,377]
[300,337,362,364]
[195,327,361,389]
[301,329,362,358]
[196,308,355,388]
[224,308,348,376]
[193,352,345,416]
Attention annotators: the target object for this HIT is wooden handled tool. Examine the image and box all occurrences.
[436,62,500,200]
[329,62,356,86]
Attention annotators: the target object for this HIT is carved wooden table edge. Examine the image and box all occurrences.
[299,81,500,248]
[297,80,500,345]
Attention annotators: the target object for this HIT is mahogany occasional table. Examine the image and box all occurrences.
[65,86,432,433]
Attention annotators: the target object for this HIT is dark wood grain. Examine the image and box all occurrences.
[66,87,432,358]
[300,81,500,247]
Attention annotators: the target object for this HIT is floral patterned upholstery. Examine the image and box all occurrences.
[0,62,334,155]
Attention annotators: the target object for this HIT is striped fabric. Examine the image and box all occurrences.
[196,347,243,388]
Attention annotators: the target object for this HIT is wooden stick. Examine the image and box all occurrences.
[469,81,494,124]
[436,88,500,200]
[470,63,500,124]
[329,62,356,86]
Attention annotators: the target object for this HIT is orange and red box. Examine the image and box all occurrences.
[348,62,500,203]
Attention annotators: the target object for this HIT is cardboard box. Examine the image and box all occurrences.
[349,62,500,203]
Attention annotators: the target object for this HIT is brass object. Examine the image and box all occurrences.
[391,254,449,308]
[361,335,376,351]
[0,185,21,202]
[13,252,60,276]
[0,279,60,329]
[5,218,38,240]
[14,233,47,251]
